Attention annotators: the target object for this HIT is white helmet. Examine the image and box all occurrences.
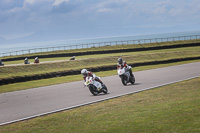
[81,69,87,76]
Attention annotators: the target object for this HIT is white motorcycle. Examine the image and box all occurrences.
[84,76,108,96]
[117,66,135,85]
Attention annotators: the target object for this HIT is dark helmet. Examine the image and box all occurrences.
[118,58,123,64]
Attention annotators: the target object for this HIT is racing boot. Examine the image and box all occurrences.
[129,69,134,77]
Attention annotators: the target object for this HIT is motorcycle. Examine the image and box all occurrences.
[70,56,75,60]
[24,60,30,64]
[84,76,108,96]
[34,59,39,63]
[117,66,135,85]
[0,61,4,66]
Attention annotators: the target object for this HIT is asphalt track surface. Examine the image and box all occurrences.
[0,62,200,125]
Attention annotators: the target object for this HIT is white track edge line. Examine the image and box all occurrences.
[0,75,199,126]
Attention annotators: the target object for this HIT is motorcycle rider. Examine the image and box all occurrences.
[24,57,30,64]
[0,59,4,66]
[81,69,104,85]
[34,57,39,63]
[117,58,134,77]
[70,56,75,60]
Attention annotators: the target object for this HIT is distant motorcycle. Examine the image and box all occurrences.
[84,76,108,96]
[117,66,135,85]
[24,58,30,64]
[34,57,39,63]
[70,56,75,60]
[0,60,4,66]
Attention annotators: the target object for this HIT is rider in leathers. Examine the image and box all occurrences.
[117,58,134,77]
[81,69,104,85]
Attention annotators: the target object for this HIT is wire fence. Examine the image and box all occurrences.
[1,35,200,58]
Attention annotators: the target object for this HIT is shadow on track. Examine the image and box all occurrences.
[124,83,141,86]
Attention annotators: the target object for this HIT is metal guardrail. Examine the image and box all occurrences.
[1,35,200,58]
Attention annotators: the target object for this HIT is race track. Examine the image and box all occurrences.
[0,62,200,125]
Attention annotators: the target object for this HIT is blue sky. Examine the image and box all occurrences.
[0,0,200,44]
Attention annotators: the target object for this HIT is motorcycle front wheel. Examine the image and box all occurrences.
[121,76,128,86]
[88,85,98,96]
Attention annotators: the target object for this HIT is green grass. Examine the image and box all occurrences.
[1,47,200,79]
[1,76,199,133]
[3,45,200,65]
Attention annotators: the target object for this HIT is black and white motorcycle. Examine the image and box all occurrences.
[117,66,135,85]
[84,76,108,96]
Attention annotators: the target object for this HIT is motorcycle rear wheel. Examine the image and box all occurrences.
[130,74,135,84]
[102,85,108,94]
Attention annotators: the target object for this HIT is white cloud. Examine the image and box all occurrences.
[98,8,114,13]
[93,1,128,14]
[0,0,200,43]
[0,32,35,40]
[24,0,36,4]
[52,0,69,6]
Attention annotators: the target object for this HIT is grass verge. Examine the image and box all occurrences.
[0,76,199,133]
[1,48,200,79]
[3,45,200,65]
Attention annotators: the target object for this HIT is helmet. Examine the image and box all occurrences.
[25,58,28,60]
[118,58,123,64]
[35,57,38,60]
[81,69,88,76]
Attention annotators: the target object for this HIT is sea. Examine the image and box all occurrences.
[1,30,200,57]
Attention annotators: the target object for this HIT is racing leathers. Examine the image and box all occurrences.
[83,71,104,85]
[117,61,133,77]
